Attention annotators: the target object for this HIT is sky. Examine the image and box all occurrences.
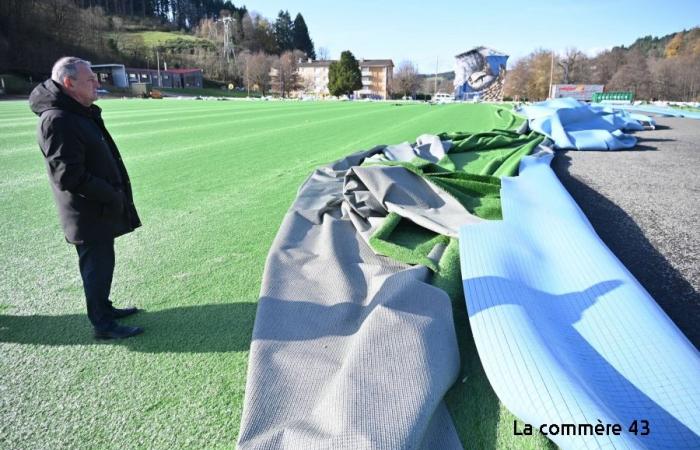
[251,0,700,73]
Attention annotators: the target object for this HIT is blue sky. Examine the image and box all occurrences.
[251,0,700,73]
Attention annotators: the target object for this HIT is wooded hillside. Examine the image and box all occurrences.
[0,0,316,88]
[504,28,700,101]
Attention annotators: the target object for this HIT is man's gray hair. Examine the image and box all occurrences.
[51,57,91,85]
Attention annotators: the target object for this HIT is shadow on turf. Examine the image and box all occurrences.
[552,151,700,349]
[0,303,257,352]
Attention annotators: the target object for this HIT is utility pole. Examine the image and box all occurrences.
[548,51,555,99]
[219,16,235,63]
[156,49,162,87]
[434,56,438,96]
[215,15,236,82]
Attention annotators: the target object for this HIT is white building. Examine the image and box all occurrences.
[297,60,333,97]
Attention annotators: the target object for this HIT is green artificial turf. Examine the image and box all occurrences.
[671,104,700,113]
[0,99,552,449]
[159,88,261,98]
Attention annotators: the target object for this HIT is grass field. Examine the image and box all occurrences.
[0,99,553,449]
[108,30,213,47]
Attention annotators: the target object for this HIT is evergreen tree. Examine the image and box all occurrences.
[292,13,315,60]
[328,50,362,96]
[274,10,294,54]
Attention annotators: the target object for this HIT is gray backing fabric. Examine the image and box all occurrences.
[238,147,468,450]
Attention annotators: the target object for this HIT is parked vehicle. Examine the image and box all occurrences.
[433,92,454,103]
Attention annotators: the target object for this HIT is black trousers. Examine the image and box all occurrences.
[75,240,116,331]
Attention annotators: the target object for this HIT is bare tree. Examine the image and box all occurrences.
[392,60,421,98]
[316,46,330,60]
[247,51,272,96]
[649,53,700,101]
[558,47,590,83]
[608,48,653,99]
[503,57,529,100]
[503,49,559,100]
[589,48,626,85]
[271,50,301,98]
[236,50,253,94]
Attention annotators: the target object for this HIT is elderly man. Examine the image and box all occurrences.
[29,57,144,339]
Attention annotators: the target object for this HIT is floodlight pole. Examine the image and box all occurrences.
[156,49,162,88]
[434,56,438,96]
[246,60,250,97]
[548,51,554,99]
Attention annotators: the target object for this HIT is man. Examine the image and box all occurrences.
[29,57,144,339]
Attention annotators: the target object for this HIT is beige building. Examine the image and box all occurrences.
[297,60,333,97]
[355,59,394,100]
[295,58,394,99]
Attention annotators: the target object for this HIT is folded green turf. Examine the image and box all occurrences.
[365,130,544,299]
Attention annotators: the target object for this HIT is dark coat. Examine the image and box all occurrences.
[29,80,141,244]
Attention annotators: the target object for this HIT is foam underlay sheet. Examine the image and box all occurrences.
[594,103,700,120]
[458,150,700,449]
[517,98,652,150]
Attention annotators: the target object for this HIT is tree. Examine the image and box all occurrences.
[239,12,255,50]
[589,48,626,85]
[650,57,681,100]
[558,47,588,84]
[273,10,293,54]
[649,54,700,101]
[271,50,302,97]
[503,49,559,101]
[665,32,684,58]
[236,50,252,93]
[503,57,529,100]
[608,48,653,99]
[254,16,278,54]
[392,60,421,98]
[246,51,272,96]
[292,13,315,59]
[528,49,557,99]
[328,50,362,96]
[316,47,330,60]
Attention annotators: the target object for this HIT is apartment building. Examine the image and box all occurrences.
[295,58,394,99]
[297,60,333,97]
[355,59,394,100]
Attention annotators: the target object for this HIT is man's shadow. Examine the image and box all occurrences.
[466,276,700,448]
[0,303,257,353]
[552,151,700,349]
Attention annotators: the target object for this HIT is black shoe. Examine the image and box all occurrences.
[112,306,141,319]
[94,324,144,340]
